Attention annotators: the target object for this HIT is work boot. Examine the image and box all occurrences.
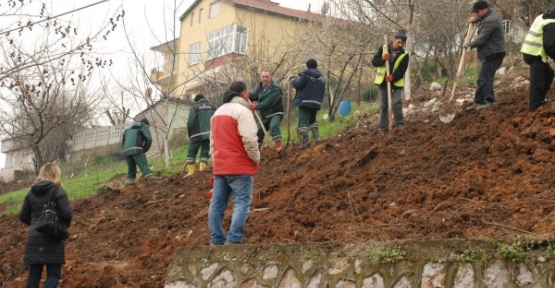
[124,178,134,187]
[275,140,282,152]
[310,127,319,142]
[185,163,196,177]
[466,102,486,111]
[300,132,309,149]
[199,162,207,171]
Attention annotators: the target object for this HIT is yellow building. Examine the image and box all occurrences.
[150,0,321,99]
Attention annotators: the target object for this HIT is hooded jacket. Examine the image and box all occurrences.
[289,68,326,109]
[249,81,284,119]
[467,9,506,62]
[122,121,153,157]
[187,98,216,141]
[210,91,260,176]
[19,180,72,264]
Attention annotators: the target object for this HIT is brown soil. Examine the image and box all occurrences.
[2,68,555,287]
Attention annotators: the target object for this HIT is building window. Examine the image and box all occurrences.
[209,3,220,18]
[199,8,203,23]
[190,12,194,26]
[189,42,201,65]
[502,20,511,34]
[207,24,248,60]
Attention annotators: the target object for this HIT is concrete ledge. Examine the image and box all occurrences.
[165,239,555,288]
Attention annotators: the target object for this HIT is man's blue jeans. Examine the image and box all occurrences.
[208,175,253,244]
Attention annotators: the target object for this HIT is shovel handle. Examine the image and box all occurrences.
[248,99,272,146]
[449,24,474,101]
[384,35,393,131]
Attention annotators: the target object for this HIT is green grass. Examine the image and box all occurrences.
[0,101,378,215]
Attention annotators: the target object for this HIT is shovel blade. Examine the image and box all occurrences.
[439,113,455,123]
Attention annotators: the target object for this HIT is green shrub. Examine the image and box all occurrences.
[361,86,378,102]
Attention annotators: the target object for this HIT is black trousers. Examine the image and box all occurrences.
[523,53,554,111]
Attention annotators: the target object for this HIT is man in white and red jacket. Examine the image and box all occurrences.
[208,81,260,245]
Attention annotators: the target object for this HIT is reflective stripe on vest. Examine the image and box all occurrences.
[520,15,555,63]
[374,46,407,86]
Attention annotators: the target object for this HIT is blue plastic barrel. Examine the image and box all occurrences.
[338,100,351,117]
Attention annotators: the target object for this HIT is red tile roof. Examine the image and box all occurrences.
[179,0,321,21]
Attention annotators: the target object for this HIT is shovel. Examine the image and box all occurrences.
[439,24,474,124]
[384,35,394,131]
[248,99,273,147]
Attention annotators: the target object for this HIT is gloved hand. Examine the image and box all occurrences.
[382,54,389,61]
[386,74,394,82]
[209,176,214,186]
[206,189,213,200]
[249,104,257,110]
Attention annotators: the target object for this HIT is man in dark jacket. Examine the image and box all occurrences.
[464,0,506,110]
[185,94,216,176]
[289,59,326,149]
[520,7,555,111]
[372,29,409,134]
[249,71,284,152]
[122,118,153,186]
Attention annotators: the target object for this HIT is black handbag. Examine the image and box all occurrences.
[35,188,68,239]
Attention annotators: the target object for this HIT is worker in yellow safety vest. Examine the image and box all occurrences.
[520,7,555,111]
[372,29,409,134]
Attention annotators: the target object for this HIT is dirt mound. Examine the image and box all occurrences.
[2,69,555,287]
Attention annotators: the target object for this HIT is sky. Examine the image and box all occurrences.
[0,0,322,169]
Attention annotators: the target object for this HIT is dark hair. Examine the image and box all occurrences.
[306,58,318,69]
[472,0,489,12]
[193,94,205,102]
[229,81,247,94]
[140,118,150,126]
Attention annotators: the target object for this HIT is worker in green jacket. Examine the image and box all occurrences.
[122,118,154,186]
[249,71,284,152]
[185,94,216,176]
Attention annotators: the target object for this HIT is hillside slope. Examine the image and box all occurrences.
[2,67,555,287]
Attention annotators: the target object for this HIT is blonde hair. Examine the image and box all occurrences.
[35,162,62,187]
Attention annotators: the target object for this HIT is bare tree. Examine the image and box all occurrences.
[0,0,123,173]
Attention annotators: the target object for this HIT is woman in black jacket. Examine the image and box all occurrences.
[19,163,72,288]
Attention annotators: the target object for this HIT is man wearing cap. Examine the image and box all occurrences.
[520,6,555,111]
[185,94,217,176]
[288,59,326,149]
[249,71,284,152]
[372,29,409,134]
[122,118,154,186]
[464,0,506,111]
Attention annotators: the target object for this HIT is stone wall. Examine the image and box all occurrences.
[165,240,555,288]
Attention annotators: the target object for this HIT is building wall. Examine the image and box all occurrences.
[0,124,129,182]
[135,101,191,152]
[71,123,128,152]
[175,1,310,94]
[0,149,34,182]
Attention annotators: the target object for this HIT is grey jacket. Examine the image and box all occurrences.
[468,9,506,62]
